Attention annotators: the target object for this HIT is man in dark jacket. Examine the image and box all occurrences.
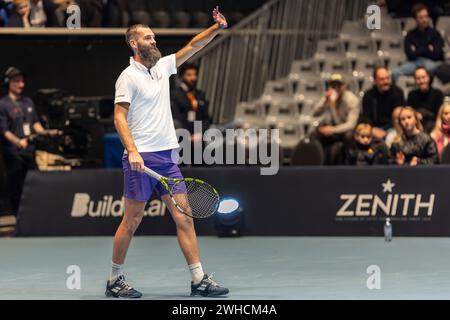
[171,63,210,139]
[360,67,406,140]
[392,3,444,82]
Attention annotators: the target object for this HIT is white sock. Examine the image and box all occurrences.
[189,262,205,284]
[110,262,123,283]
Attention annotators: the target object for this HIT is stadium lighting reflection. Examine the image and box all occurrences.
[214,198,243,237]
[218,198,240,214]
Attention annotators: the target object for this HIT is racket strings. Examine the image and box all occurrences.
[173,180,219,218]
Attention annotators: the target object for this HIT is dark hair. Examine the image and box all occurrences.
[414,66,428,76]
[125,24,150,51]
[373,66,389,79]
[412,3,428,18]
[179,63,199,76]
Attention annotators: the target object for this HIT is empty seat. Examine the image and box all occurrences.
[340,20,370,42]
[316,40,345,57]
[316,53,351,75]
[130,10,151,25]
[396,76,417,96]
[346,38,376,55]
[261,79,294,101]
[295,79,324,102]
[377,37,404,56]
[371,18,402,39]
[266,100,299,126]
[400,18,417,36]
[436,16,450,37]
[288,59,319,81]
[290,138,325,166]
[352,53,384,76]
[278,123,303,151]
[234,101,266,128]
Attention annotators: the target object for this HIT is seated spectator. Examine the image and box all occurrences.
[392,3,444,83]
[385,106,403,148]
[171,63,210,141]
[407,67,444,132]
[431,102,450,156]
[345,123,390,165]
[76,0,103,28]
[3,0,60,27]
[391,106,439,165]
[312,74,360,165]
[360,67,406,140]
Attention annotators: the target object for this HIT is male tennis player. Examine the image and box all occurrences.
[105,7,229,298]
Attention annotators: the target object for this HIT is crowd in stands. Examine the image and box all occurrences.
[0,0,264,28]
[308,3,450,166]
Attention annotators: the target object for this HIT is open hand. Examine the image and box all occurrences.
[213,6,228,29]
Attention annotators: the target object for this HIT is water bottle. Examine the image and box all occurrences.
[384,218,392,242]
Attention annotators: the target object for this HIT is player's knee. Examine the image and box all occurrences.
[123,215,143,235]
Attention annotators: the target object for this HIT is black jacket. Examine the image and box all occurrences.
[404,26,445,62]
[361,85,406,130]
[345,141,390,166]
[407,87,444,130]
[170,83,210,134]
[390,132,439,165]
[7,0,60,27]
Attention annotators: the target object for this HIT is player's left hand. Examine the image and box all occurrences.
[213,6,228,29]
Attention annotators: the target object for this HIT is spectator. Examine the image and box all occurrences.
[345,123,390,165]
[171,63,210,141]
[430,102,450,156]
[385,106,403,148]
[407,67,444,132]
[0,67,57,214]
[392,3,444,83]
[360,67,406,140]
[390,106,439,165]
[76,0,103,27]
[312,74,360,165]
[4,0,60,27]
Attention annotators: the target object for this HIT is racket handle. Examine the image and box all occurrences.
[143,166,163,181]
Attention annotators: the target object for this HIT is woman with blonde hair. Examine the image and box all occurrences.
[431,102,450,156]
[391,106,439,166]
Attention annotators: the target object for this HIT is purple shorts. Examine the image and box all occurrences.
[122,150,185,202]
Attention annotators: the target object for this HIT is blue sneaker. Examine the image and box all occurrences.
[105,275,142,299]
[191,273,229,297]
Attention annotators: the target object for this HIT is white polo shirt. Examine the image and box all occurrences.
[114,55,179,152]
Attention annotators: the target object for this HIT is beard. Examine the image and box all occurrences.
[137,42,162,68]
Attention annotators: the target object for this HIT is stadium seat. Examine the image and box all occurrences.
[290,138,325,166]
[295,79,324,102]
[400,18,417,36]
[288,59,318,81]
[316,53,351,75]
[377,37,404,56]
[261,79,294,102]
[315,40,345,57]
[352,53,384,76]
[346,38,376,56]
[278,124,304,155]
[396,76,417,96]
[266,100,299,127]
[436,16,450,38]
[130,10,151,25]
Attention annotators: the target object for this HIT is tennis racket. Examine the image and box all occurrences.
[143,166,220,219]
